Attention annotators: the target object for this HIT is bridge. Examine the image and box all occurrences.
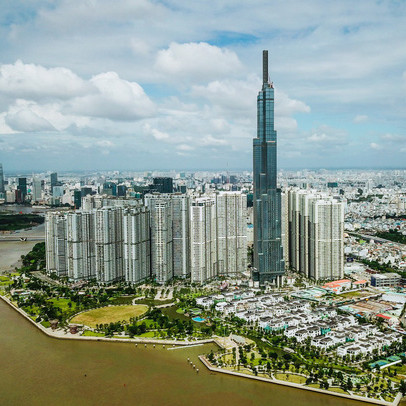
[0,235,45,242]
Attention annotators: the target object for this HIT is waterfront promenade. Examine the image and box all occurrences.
[198,356,403,406]
[0,294,218,347]
[1,292,400,406]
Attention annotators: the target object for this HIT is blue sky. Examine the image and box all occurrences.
[0,0,405,171]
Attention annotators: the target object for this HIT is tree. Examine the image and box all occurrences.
[399,380,406,396]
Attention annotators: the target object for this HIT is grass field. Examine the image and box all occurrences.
[275,373,307,384]
[338,291,370,299]
[71,305,148,328]
[328,387,348,394]
[82,330,105,337]
[48,298,77,312]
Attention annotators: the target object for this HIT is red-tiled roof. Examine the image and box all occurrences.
[376,314,391,320]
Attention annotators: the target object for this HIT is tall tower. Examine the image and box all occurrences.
[253,50,285,285]
[0,163,5,194]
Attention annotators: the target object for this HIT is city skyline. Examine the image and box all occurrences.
[0,1,406,171]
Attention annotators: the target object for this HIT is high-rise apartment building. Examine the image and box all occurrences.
[253,50,285,285]
[66,211,96,281]
[123,207,151,283]
[309,198,344,280]
[45,212,68,277]
[47,205,151,284]
[287,189,344,280]
[145,193,190,281]
[190,197,217,284]
[170,194,190,278]
[215,192,247,277]
[281,191,289,269]
[95,207,124,283]
[0,163,5,195]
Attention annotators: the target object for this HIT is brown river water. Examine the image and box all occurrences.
[0,299,374,406]
[0,208,376,405]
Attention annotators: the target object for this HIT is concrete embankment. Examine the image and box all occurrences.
[198,356,402,406]
[0,294,219,347]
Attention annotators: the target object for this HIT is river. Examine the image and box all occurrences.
[0,213,380,406]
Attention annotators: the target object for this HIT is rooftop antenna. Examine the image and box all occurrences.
[262,50,268,84]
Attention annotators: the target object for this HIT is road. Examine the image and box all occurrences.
[349,231,406,246]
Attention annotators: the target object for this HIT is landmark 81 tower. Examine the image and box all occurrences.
[253,50,285,286]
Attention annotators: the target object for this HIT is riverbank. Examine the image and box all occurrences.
[0,294,221,347]
[1,291,400,405]
[198,356,403,406]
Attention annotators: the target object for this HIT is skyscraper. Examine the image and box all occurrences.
[0,163,5,195]
[32,177,42,202]
[153,177,173,194]
[50,172,58,189]
[253,50,285,285]
[17,177,27,202]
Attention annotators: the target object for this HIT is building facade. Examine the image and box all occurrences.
[215,191,247,277]
[253,50,285,285]
[0,163,4,195]
[123,207,151,283]
[190,197,217,284]
[287,189,344,280]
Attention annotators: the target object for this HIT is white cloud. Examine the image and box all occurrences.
[0,61,155,135]
[176,144,195,151]
[198,134,227,146]
[155,42,243,82]
[306,125,348,148]
[353,114,368,123]
[0,60,89,100]
[1,0,406,170]
[67,72,155,121]
[5,109,55,132]
[144,124,170,140]
[380,133,406,143]
[370,142,382,150]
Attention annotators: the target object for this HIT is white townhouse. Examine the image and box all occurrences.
[284,325,299,338]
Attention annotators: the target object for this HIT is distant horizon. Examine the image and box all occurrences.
[3,165,406,176]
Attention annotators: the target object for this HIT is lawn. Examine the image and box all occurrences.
[82,330,105,337]
[161,306,190,322]
[71,305,148,328]
[109,295,140,305]
[139,331,155,337]
[338,291,370,299]
[0,276,12,287]
[134,298,174,306]
[275,373,306,384]
[48,298,76,312]
[328,387,348,394]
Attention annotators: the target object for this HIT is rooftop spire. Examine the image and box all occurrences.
[262,50,268,84]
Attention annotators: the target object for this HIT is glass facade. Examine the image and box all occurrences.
[253,50,285,285]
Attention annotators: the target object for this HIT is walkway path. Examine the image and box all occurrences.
[198,356,401,406]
